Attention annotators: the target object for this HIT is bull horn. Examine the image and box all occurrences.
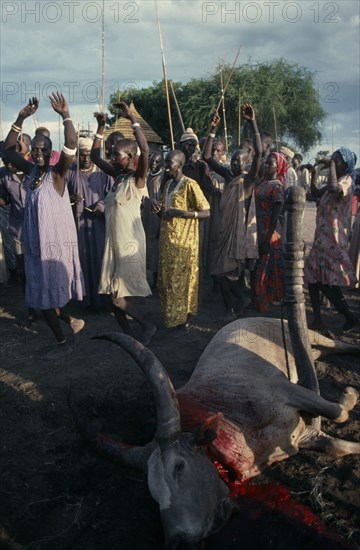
[94,333,181,443]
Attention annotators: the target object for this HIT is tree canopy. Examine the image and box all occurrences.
[108,59,326,154]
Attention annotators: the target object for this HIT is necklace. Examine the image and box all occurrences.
[30,171,46,191]
[111,171,134,192]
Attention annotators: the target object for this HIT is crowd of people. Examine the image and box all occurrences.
[0,95,359,358]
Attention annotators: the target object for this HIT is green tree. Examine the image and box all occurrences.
[108,59,326,153]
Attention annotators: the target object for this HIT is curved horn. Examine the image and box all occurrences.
[94,333,181,442]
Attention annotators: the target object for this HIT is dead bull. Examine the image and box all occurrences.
[69,187,360,549]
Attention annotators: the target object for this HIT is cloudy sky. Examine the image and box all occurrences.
[0,0,359,160]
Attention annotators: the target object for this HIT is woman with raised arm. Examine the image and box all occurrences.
[90,101,156,344]
[253,152,287,313]
[304,148,358,332]
[4,94,84,359]
[202,104,261,319]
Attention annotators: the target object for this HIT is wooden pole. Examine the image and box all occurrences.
[219,61,228,152]
[238,89,241,146]
[214,45,242,115]
[75,125,81,235]
[155,0,174,149]
[101,0,106,157]
[273,106,279,152]
[169,80,185,133]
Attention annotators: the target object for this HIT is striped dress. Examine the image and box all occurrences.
[24,169,84,309]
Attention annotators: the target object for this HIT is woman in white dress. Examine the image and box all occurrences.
[90,101,156,344]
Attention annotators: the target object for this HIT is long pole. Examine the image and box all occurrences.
[219,62,228,152]
[214,45,242,115]
[75,125,81,235]
[273,106,279,152]
[155,0,174,149]
[101,0,105,114]
[238,89,241,145]
[169,80,185,133]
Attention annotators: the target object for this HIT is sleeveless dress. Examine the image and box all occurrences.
[98,175,150,298]
[24,169,84,309]
[304,175,356,286]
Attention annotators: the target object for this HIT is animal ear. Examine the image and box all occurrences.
[147,446,172,510]
[193,413,223,446]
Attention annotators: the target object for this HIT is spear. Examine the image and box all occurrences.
[214,45,242,115]
[155,0,175,149]
[219,61,228,152]
[169,79,185,133]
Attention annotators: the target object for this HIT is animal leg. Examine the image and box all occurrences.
[286,382,359,423]
[299,426,360,457]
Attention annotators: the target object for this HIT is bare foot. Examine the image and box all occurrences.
[43,342,73,360]
[70,318,85,334]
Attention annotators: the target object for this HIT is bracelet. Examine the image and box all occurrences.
[131,122,140,129]
[62,118,72,124]
[62,145,77,156]
[11,124,22,133]
[209,133,215,138]
[94,133,104,140]
[194,211,198,219]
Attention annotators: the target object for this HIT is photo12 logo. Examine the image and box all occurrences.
[1,81,141,104]
[201,2,340,24]
[1,1,140,24]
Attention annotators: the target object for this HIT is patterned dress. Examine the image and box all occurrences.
[254,179,285,313]
[24,169,84,309]
[98,174,151,298]
[158,176,210,328]
[304,175,356,286]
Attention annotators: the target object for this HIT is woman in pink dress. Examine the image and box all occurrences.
[304,148,358,332]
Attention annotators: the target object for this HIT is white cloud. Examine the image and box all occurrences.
[1,0,359,159]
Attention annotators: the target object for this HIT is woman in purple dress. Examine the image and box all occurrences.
[4,94,84,359]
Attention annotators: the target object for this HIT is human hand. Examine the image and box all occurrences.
[151,198,162,214]
[113,100,132,120]
[210,112,221,129]
[50,92,69,116]
[93,112,106,126]
[18,97,39,120]
[241,103,255,121]
[70,194,84,204]
[314,158,330,168]
[163,208,182,220]
[92,204,103,216]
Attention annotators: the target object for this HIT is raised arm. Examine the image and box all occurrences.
[202,114,231,181]
[90,112,118,178]
[114,100,149,188]
[50,93,77,189]
[243,104,262,182]
[305,162,327,200]
[3,97,38,175]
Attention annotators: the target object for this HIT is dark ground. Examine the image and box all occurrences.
[0,204,359,549]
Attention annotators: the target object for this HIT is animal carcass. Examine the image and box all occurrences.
[70,188,360,549]
[70,325,359,549]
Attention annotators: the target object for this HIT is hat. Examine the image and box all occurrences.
[78,137,94,150]
[179,128,199,144]
[279,146,294,159]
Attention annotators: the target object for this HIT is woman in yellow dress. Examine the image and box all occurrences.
[154,150,210,335]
